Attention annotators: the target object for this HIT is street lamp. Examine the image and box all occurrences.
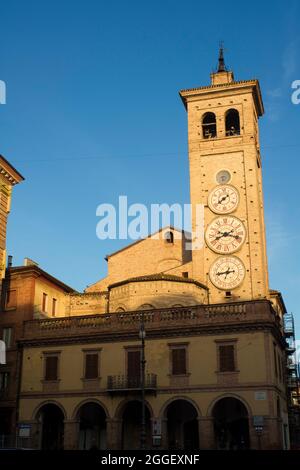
[139,310,146,450]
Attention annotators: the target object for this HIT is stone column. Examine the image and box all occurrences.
[198,417,215,450]
[63,420,79,450]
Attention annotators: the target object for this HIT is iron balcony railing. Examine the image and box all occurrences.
[107,373,157,392]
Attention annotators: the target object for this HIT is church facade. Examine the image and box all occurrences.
[0,51,294,450]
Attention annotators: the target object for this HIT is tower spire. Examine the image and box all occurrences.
[217,42,226,72]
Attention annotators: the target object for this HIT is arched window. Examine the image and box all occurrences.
[202,112,217,139]
[225,109,240,136]
[164,231,174,244]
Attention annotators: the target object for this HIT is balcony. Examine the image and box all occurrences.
[107,374,157,393]
[21,300,280,344]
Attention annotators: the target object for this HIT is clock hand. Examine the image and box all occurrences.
[216,269,235,277]
[218,194,229,204]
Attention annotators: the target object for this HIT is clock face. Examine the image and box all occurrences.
[216,170,231,184]
[209,256,245,290]
[205,215,246,253]
[208,185,239,214]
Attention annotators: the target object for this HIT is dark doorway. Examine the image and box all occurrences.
[78,402,107,450]
[166,399,199,450]
[121,400,151,449]
[38,404,64,450]
[212,397,250,449]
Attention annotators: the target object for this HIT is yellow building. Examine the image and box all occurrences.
[16,49,290,450]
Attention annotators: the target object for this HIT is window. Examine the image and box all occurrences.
[52,298,57,317]
[171,348,187,375]
[5,290,17,309]
[2,328,12,349]
[225,109,240,136]
[219,344,235,372]
[42,293,48,313]
[0,372,9,391]
[164,231,174,244]
[182,272,188,278]
[84,353,99,379]
[127,350,141,380]
[202,112,217,139]
[44,355,58,381]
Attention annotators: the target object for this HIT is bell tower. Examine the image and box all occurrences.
[180,48,269,304]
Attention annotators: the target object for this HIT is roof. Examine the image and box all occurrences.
[105,226,191,260]
[0,154,25,184]
[7,265,76,293]
[108,272,208,290]
[179,79,264,116]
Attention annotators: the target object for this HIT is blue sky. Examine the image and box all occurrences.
[0,1,299,328]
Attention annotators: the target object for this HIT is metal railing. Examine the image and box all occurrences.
[107,373,157,391]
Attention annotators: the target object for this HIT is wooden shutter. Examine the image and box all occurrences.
[219,345,235,372]
[172,348,186,375]
[127,350,141,379]
[45,356,58,380]
[85,353,98,379]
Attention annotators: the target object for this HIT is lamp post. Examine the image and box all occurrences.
[139,310,146,450]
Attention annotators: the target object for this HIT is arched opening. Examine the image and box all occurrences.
[202,112,217,139]
[116,306,125,312]
[121,400,151,449]
[164,231,174,244]
[225,109,240,136]
[138,304,155,310]
[165,399,199,450]
[212,397,250,449]
[37,403,64,450]
[77,402,107,450]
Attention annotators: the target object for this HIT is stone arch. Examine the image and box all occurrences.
[33,400,67,421]
[159,395,202,420]
[114,397,154,420]
[72,398,110,421]
[206,393,252,417]
[161,397,201,450]
[74,400,108,450]
[209,394,251,450]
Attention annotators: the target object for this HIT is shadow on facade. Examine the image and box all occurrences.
[121,400,151,449]
[77,402,107,450]
[165,399,199,450]
[37,404,64,450]
[212,397,250,450]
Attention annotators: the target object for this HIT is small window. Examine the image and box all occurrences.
[0,372,9,391]
[44,356,58,381]
[202,112,217,139]
[2,328,12,349]
[42,293,48,313]
[5,290,17,309]
[171,348,187,375]
[225,109,240,136]
[164,231,174,244]
[52,298,57,317]
[182,272,188,278]
[85,353,99,379]
[219,344,235,372]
